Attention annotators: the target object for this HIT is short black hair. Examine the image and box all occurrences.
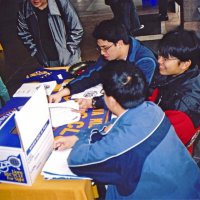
[92,19,129,44]
[158,29,200,67]
[100,60,147,109]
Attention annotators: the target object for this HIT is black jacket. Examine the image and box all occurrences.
[151,65,200,128]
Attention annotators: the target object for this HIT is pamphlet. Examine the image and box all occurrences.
[41,149,91,180]
[71,84,103,99]
[48,101,81,128]
[13,81,57,97]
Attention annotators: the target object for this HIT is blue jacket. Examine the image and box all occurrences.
[67,37,157,95]
[68,102,200,199]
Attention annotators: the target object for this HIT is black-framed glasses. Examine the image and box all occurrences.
[96,44,114,53]
[158,55,179,62]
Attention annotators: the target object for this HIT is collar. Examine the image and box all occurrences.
[153,65,200,88]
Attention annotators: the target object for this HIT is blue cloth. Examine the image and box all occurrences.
[68,101,200,199]
[23,68,73,84]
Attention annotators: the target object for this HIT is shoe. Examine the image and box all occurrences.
[139,24,144,30]
[159,14,169,21]
[133,24,144,32]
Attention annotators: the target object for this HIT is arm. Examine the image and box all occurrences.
[62,0,83,54]
[17,8,37,57]
[17,3,47,65]
[48,57,106,103]
[135,57,157,85]
[66,56,106,95]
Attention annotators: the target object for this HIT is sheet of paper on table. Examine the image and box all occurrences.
[70,84,103,99]
[41,149,91,180]
[13,81,57,97]
[48,101,81,128]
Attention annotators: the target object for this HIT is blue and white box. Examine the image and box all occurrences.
[0,86,54,185]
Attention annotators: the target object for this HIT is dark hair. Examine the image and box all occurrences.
[100,60,147,109]
[92,19,129,44]
[158,29,200,67]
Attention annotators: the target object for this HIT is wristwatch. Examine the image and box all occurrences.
[92,96,104,109]
[92,97,98,108]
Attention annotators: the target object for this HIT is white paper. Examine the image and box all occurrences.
[48,101,81,128]
[71,84,103,99]
[41,149,91,180]
[13,81,57,97]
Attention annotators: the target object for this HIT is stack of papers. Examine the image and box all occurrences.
[41,149,91,180]
[13,81,57,97]
[48,101,81,128]
[71,84,103,99]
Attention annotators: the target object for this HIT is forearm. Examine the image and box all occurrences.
[17,11,37,56]
[66,61,103,95]
[64,0,83,50]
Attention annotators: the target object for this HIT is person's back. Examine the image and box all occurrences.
[105,102,200,199]
[17,0,83,67]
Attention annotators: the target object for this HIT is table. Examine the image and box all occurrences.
[0,67,98,200]
[0,175,94,200]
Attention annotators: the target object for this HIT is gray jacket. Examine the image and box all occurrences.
[17,0,83,66]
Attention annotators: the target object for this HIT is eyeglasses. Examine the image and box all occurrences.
[96,44,114,53]
[158,55,179,62]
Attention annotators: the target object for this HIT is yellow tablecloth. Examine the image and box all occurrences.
[0,175,94,200]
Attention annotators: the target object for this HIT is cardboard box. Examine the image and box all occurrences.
[0,86,54,185]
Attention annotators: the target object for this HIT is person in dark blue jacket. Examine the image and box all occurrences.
[49,19,157,108]
[105,0,144,34]
[54,60,200,200]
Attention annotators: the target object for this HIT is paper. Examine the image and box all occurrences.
[71,84,103,99]
[41,149,91,180]
[13,81,57,97]
[49,101,81,128]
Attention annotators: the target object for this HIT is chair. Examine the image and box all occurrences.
[165,110,198,155]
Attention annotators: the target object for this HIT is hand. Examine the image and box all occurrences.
[48,88,70,103]
[77,98,92,112]
[54,136,79,151]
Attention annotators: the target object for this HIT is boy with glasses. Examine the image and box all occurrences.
[150,29,200,148]
[49,19,157,108]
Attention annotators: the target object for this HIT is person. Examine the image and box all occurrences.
[54,60,200,199]
[49,19,157,109]
[149,29,200,146]
[0,77,10,109]
[158,0,169,21]
[105,0,144,34]
[17,0,83,67]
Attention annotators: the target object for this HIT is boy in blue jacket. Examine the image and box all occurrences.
[49,19,157,109]
[54,60,200,199]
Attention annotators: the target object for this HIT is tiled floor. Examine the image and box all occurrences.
[0,0,181,96]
